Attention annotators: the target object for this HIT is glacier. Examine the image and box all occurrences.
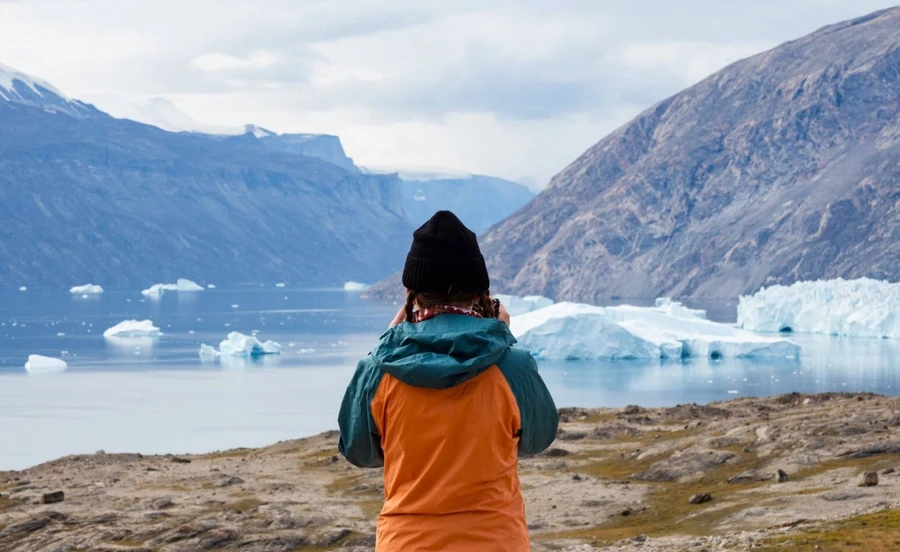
[103,320,161,338]
[344,281,370,292]
[141,278,204,297]
[511,301,799,360]
[738,278,900,338]
[70,283,103,295]
[494,294,554,316]
[199,332,281,358]
[24,355,67,374]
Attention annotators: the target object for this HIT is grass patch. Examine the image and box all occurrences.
[756,509,900,551]
[202,448,253,460]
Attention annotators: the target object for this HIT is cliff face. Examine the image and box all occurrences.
[0,68,411,288]
[479,8,900,301]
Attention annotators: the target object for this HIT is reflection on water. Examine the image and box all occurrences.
[1,288,899,469]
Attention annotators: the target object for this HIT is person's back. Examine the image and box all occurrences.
[338,210,558,551]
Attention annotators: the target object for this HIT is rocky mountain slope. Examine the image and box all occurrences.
[479,7,900,301]
[0,64,411,288]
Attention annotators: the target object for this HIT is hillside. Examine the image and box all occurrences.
[0,64,411,288]
[478,7,900,301]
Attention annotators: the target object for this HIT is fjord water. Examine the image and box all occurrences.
[2,289,899,470]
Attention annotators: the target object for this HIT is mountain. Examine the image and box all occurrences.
[0,64,411,288]
[373,169,535,234]
[477,7,900,301]
[253,131,358,172]
[0,63,96,119]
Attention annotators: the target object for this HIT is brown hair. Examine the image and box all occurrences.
[404,288,495,322]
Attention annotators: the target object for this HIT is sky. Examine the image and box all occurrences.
[0,0,897,188]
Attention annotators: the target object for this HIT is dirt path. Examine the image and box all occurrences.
[2,392,899,551]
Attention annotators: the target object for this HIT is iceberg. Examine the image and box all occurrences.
[738,278,900,338]
[141,278,204,297]
[70,284,104,294]
[494,294,554,316]
[103,320,161,338]
[207,284,216,289]
[275,282,286,288]
[344,281,370,292]
[511,301,799,360]
[199,332,281,358]
[25,354,67,374]
[18,286,26,291]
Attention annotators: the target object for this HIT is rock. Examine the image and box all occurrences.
[881,468,896,475]
[331,455,339,463]
[41,490,65,504]
[559,431,588,441]
[633,534,648,542]
[776,469,789,483]
[727,470,770,484]
[821,491,868,502]
[689,493,712,505]
[315,529,352,547]
[582,500,611,507]
[543,448,570,457]
[637,449,735,482]
[0,511,67,536]
[622,405,644,415]
[621,508,633,516]
[215,474,245,487]
[572,474,582,481]
[857,471,879,487]
[170,456,191,464]
[152,497,174,509]
[840,442,900,458]
[146,466,159,472]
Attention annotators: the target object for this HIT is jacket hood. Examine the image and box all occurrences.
[371,315,516,389]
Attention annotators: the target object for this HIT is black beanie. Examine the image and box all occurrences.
[402,210,490,293]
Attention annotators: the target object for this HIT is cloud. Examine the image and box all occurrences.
[0,0,897,184]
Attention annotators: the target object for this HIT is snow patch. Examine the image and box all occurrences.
[344,281,370,292]
[512,301,798,360]
[25,354,67,374]
[494,294,554,316]
[70,284,104,294]
[199,332,281,358]
[103,320,161,338]
[738,278,900,338]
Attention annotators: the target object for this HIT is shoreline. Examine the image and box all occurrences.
[2,392,900,551]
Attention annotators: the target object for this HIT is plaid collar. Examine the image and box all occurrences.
[413,305,483,323]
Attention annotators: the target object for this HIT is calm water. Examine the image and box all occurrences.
[1,288,898,470]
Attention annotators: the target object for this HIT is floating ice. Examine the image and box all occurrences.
[70,284,103,294]
[24,355,67,374]
[275,282,286,288]
[207,284,216,289]
[199,332,281,358]
[738,278,900,339]
[343,281,370,292]
[18,286,26,291]
[103,320,161,338]
[494,294,554,316]
[511,301,799,360]
[141,278,204,297]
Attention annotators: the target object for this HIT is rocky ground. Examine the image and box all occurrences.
[2,392,900,551]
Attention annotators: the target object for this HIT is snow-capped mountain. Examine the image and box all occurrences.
[0,63,95,118]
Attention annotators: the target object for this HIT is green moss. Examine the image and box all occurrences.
[756,509,900,551]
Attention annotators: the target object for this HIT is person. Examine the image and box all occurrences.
[338,210,559,551]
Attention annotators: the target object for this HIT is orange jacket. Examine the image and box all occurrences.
[338,315,558,551]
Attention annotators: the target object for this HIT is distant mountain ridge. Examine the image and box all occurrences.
[477,7,900,301]
[0,63,411,288]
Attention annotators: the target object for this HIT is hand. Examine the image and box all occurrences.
[389,305,406,328]
[496,301,510,326]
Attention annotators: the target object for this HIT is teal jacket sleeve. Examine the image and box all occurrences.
[337,355,385,468]
[497,348,559,456]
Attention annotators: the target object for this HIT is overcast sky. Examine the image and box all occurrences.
[1,0,896,187]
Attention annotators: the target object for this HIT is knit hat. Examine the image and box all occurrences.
[402,211,490,293]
